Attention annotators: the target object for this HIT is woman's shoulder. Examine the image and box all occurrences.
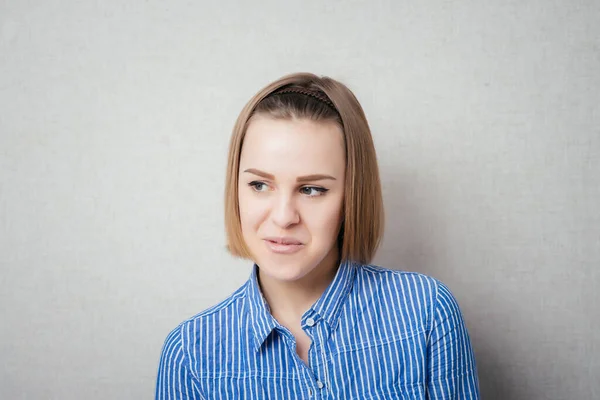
[349,263,467,338]
[354,263,462,316]
[161,281,249,344]
[357,263,441,293]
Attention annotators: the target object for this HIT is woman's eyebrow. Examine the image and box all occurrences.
[243,169,336,183]
[243,168,274,180]
[296,174,336,183]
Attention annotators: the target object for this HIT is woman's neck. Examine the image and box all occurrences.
[258,251,340,322]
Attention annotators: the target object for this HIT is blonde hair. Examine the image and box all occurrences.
[224,72,384,264]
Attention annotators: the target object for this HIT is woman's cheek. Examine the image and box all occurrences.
[248,197,271,227]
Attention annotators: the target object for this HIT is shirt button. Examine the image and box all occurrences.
[306,317,315,327]
[317,380,324,389]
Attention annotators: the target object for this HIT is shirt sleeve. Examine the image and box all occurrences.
[426,281,481,399]
[155,325,205,400]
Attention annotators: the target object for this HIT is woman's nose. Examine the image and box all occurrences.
[271,195,300,228]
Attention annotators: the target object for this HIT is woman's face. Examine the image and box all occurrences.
[238,115,346,283]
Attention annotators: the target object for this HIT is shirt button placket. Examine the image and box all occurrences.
[305,317,322,398]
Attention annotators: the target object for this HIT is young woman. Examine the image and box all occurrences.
[156,73,480,399]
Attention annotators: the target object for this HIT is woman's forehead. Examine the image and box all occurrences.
[241,117,345,165]
[239,116,345,176]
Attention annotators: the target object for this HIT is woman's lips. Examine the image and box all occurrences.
[263,239,304,254]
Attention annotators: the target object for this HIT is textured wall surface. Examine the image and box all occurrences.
[1,1,598,399]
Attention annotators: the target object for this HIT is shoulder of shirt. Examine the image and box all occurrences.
[358,263,441,287]
[356,264,462,332]
[356,263,458,307]
[165,280,250,336]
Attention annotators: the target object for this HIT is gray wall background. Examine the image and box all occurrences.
[1,1,598,399]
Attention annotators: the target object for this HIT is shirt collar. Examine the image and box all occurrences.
[308,259,356,330]
[245,260,357,351]
[245,265,278,352]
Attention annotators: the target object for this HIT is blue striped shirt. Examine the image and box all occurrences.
[156,261,480,399]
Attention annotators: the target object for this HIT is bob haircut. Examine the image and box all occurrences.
[224,72,384,265]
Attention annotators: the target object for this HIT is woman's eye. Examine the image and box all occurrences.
[249,181,269,192]
[300,186,328,197]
